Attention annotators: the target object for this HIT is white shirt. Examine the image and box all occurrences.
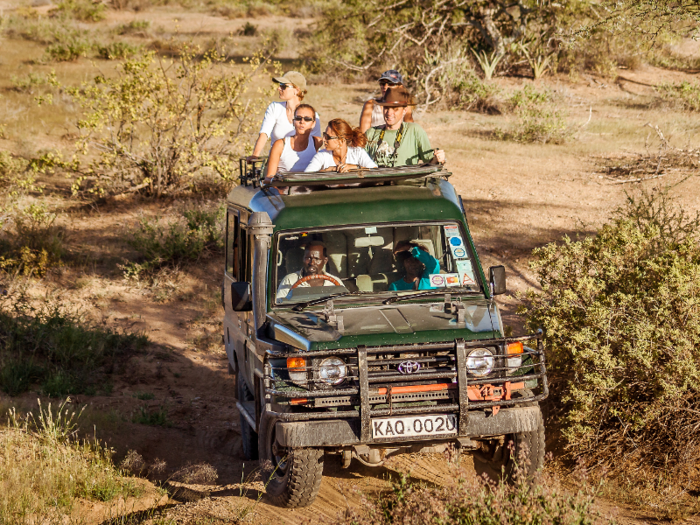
[278,135,317,173]
[371,100,385,128]
[259,102,321,146]
[304,147,378,172]
[276,270,342,303]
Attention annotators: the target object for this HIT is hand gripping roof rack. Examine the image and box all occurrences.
[261,164,451,189]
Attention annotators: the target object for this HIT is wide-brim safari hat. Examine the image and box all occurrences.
[377,87,413,107]
[272,71,307,91]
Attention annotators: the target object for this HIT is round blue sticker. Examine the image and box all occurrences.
[449,237,463,247]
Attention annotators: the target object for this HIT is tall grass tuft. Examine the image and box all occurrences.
[0,399,140,523]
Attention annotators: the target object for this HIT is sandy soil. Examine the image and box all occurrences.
[1,3,700,523]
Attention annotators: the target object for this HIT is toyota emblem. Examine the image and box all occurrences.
[397,360,421,375]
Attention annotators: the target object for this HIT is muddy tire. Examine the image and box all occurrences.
[478,407,545,480]
[237,370,258,460]
[258,413,324,508]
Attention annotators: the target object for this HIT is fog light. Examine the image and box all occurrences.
[287,357,307,384]
[466,348,494,377]
[319,357,347,385]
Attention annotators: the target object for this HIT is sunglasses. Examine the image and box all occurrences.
[279,83,289,90]
[323,133,339,141]
[293,116,314,122]
[379,80,399,87]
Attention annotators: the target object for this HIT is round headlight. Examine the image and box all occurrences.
[319,357,347,385]
[467,348,494,377]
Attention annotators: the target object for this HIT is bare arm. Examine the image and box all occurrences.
[359,99,375,133]
[313,136,323,151]
[405,105,414,123]
[247,133,269,162]
[264,139,285,180]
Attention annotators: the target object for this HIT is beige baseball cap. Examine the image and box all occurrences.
[272,71,307,91]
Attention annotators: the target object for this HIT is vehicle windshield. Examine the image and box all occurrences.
[273,222,481,305]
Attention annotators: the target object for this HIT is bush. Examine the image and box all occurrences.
[96,41,142,60]
[114,19,151,35]
[63,45,276,197]
[496,85,570,144]
[0,203,66,277]
[0,292,148,397]
[656,80,700,112]
[334,464,600,525]
[0,400,139,523]
[123,203,224,278]
[519,189,700,483]
[45,38,92,61]
[54,0,106,22]
[452,72,503,113]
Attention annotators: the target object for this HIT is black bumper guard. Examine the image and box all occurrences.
[263,334,548,442]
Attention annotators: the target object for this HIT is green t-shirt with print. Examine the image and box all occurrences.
[364,122,435,167]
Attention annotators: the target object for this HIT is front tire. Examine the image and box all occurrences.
[237,370,258,460]
[478,407,545,480]
[258,413,324,508]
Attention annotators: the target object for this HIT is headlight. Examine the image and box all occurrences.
[466,348,494,377]
[319,357,347,385]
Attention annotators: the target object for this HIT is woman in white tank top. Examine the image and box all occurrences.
[264,104,323,180]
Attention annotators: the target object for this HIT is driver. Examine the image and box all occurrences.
[276,241,342,303]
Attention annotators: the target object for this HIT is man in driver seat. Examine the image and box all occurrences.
[276,241,342,303]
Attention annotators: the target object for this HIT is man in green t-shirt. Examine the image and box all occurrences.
[365,88,446,168]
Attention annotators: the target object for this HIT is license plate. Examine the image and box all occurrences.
[371,414,458,439]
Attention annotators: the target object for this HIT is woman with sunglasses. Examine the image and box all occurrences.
[358,70,414,133]
[305,118,377,173]
[247,71,321,162]
[264,104,322,179]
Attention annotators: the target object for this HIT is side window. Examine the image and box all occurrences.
[226,209,249,282]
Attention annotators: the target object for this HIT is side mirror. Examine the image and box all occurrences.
[231,282,252,311]
[489,265,506,296]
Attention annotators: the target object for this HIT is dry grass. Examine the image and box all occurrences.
[0,399,140,524]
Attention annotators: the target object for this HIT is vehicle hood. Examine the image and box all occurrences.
[267,298,502,351]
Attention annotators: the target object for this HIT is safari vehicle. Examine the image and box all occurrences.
[222,162,548,508]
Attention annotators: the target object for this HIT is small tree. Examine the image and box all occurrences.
[65,45,275,198]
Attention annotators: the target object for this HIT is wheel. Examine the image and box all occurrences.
[477,406,545,481]
[258,413,324,508]
[237,370,258,460]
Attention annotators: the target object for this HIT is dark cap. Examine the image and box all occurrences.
[379,69,404,84]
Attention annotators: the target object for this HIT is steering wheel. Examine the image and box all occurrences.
[291,274,341,289]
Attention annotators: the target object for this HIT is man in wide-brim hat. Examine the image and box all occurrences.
[364,88,446,168]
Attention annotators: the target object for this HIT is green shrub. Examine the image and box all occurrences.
[656,80,700,112]
[334,465,600,525]
[0,293,148,397]
[45,38,92,61]
[452,72,503,113]
[96,42,142,60]
[0,203,66,277]
[0,400,139,523]
[123,203,224,278]
[114,20,151,35]
[132,405,170,426]
[496,85,569,144]
[55,0,106,22]
[519,190,700,482]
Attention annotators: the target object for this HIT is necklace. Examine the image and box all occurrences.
[377,123,405,167]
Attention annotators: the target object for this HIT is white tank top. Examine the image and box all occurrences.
[370,100,385,128]
[278,135,317,172]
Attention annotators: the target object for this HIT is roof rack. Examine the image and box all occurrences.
[264,164,450,188]
[238,156,267,187]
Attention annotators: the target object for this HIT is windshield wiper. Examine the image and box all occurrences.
[292,291,375,312]
[383,289,480,305]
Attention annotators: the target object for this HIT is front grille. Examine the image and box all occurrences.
[264,334,548,422]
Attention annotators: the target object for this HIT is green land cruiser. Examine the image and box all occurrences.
[222,164,548,508]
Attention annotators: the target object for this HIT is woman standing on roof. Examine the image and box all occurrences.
[305,119,377,173]
[358,70,414,133]
[264,104,323,180]
[247,71,321,162]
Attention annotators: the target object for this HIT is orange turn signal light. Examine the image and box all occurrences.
[287,357,306,370]
[507,342,524,355]
[290,398,308,405]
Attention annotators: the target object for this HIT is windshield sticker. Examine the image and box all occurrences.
[365,226,377,234]
[451,246,467,259]
[429,274,445,287]
[444,225,460,238]
[457,260,476,286]
[444,273,460,287]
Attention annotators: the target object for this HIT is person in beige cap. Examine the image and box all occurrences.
[247,71,321,162]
